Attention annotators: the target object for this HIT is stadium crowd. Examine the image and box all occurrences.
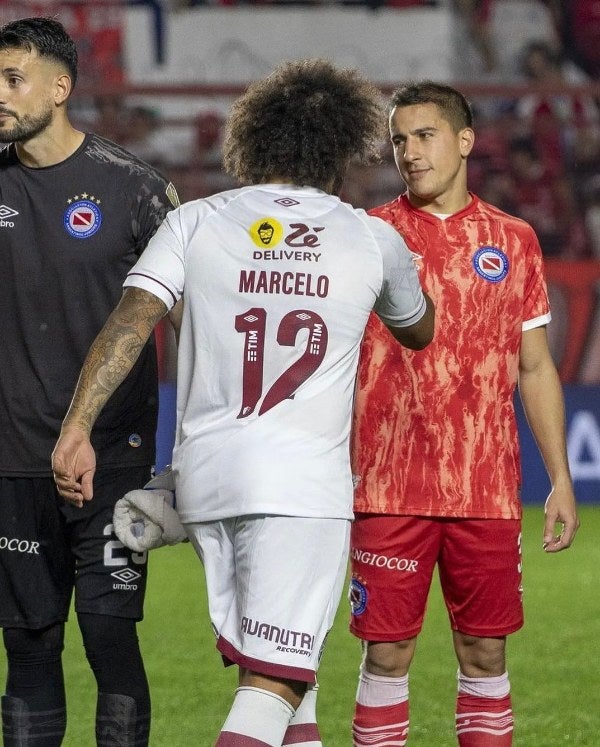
[82,87,600,261]
[6,0,598,254]
[63,0,599,260]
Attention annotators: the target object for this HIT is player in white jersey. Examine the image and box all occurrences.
[51,59,435,747]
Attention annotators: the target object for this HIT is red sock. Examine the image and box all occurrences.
[352,700,409,747]
[455,693,513,746]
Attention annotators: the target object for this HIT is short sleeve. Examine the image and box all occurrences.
[124,210,185,310]
[522,226,551,331]
[368,215,428,328]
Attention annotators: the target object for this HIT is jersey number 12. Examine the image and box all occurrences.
[235,307,328,418]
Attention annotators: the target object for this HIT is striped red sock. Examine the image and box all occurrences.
[352,700,409,747]
[455,693,513,746]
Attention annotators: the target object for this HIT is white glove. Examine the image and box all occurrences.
[113,467,187,552]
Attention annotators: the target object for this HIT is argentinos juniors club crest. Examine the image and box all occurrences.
[472,246,509,283]
[64,195,102,239]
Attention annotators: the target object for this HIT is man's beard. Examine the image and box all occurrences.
[0,105,53,143]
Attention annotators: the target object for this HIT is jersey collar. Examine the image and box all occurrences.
[398,191,479,223]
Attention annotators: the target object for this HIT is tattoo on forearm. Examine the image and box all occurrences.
[65,289,167,431]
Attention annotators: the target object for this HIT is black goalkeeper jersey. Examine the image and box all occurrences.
[0,133,177,476]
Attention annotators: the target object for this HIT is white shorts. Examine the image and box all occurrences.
[186,515,350,684]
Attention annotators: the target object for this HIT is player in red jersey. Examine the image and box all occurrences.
[349,81,579,746]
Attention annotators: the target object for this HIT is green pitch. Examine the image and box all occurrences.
[2,506,598,745]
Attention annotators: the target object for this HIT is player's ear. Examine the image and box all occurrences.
[459,127,475,158]
[53,72,72,106]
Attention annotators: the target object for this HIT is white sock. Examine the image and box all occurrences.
[457,670,510,697]
[284,685,321,746]
[356,667,409,707]
[219,686,294,745]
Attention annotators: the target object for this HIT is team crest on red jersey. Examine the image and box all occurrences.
[473,246,509,283]
[64,195,103,239]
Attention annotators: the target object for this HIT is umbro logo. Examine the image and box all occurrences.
[111,567,141,590]
[0,204,18,219]
[0,204,18,227]
[111,567,141,584]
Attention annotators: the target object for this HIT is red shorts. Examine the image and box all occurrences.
[349,514,523,641]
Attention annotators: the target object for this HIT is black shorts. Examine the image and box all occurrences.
[0,465,152,629]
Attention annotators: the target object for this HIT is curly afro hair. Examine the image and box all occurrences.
[223,58,385,192]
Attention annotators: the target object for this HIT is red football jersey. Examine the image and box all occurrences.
[352,193,551,519]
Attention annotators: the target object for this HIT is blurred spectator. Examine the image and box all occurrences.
[91,98,197,172]
[583,176,600,259]
[91,94,130,143]
[508,137,589,258]
[453,0,496,72]
[519,38,587,84]
[468,104,511,191]
[572,124,600,201]
[191,110,237,195]
[542,0,600,79]
[194,110,225,168]
[515,39,600,175]
[121,105,163,163]
[477,168,518,216]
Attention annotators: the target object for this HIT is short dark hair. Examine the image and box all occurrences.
[0,16,78,88]
[389,81,473,132]
[223,58,385,191]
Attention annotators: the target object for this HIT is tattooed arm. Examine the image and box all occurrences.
[52,288,168,506]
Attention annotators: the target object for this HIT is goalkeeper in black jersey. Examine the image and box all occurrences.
[0,16,178,746]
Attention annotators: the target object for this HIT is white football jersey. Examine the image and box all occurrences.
[124,184,426,521]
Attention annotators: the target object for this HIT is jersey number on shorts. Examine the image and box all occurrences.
[103,523,147,566]
[235,307,328,418]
